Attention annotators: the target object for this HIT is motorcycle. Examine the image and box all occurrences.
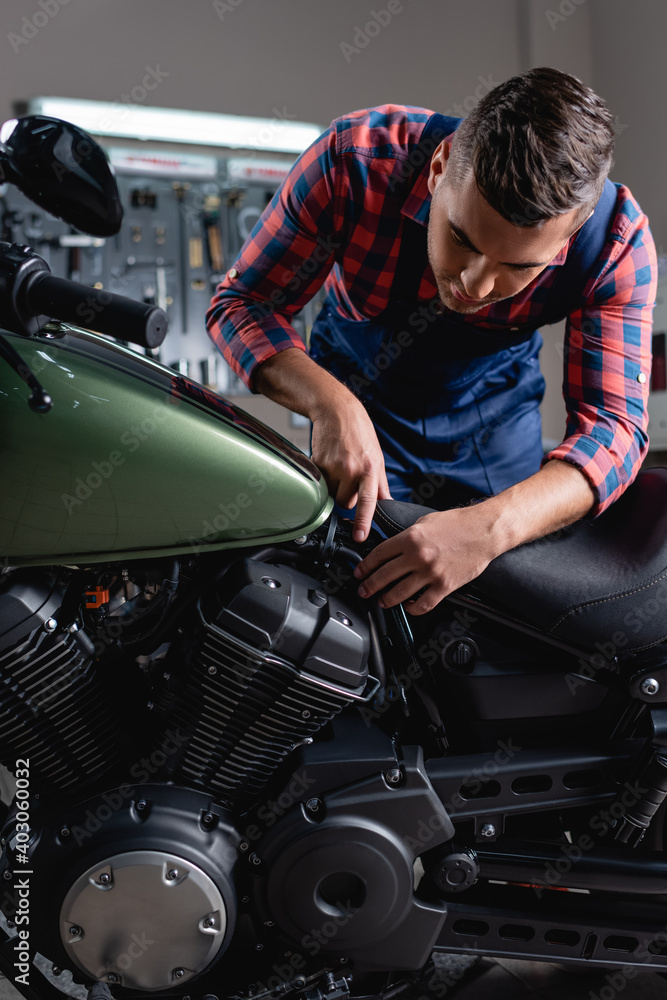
[1,114,667,1000]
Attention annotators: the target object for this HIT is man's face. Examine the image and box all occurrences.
[426,141,587,315]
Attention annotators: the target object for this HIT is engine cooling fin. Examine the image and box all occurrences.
[171,621,357,806]
[0,610,121,790]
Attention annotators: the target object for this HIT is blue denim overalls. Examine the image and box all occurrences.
[310,114,617,507]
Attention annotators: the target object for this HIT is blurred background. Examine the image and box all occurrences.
[0,0,664,455]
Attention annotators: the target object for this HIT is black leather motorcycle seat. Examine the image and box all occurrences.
[373,468,667,653]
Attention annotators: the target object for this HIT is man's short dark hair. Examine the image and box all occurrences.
[448,67,615,228]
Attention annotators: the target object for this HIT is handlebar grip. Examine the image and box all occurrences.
[22,271,168,349]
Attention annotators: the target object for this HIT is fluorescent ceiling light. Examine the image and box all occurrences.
[27,97,323,154]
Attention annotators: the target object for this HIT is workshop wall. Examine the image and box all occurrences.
[0,0,660,450]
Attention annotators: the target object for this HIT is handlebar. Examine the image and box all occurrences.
[22,272,168,350]
[0,241,168,349]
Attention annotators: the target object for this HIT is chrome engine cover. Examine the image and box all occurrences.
[60,851,226,991]
[20,784,240,992]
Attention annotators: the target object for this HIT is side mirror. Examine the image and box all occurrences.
[0,115,123,237]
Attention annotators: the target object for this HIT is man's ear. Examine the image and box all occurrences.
[427,139,452,197]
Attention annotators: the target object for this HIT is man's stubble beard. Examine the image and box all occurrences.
[426,199,510,315]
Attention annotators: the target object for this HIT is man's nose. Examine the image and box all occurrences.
[461,259,496,300]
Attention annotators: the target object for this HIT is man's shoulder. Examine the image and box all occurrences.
[329,104,443,161]
[608,183,651,244]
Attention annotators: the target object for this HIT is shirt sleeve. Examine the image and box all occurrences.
[205,124,344,390]
[544,203,657,515]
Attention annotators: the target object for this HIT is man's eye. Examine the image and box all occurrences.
[450,229,466,248]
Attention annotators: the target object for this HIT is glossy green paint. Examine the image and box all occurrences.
[0,328,332,566]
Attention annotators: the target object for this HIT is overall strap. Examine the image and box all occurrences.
[540,179,619,325]
[392,113,462,301]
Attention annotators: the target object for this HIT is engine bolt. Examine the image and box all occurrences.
[44,618,57,633]
[99,872,111,884]
[239,841,249,852]
[66,623,79,634]
[3,871,11,881]
[264,920,274,927]
[6,920,14,928]
[641,677,660,696]
[207,666,217,676]
[249,853,262,867]
[385,767,403,786]
[336,612,352,627]
[107,973,120,984]
[339,957,348,964]
[302,710,311,719]
[204,917,215,927]
[60,826,70,838]
[255,943,264,951]
[136,799,147,812]
[241,895,249,904]
[52,966,62,976]
[167,868,179,880]
[480,823,496,838]
[202,812,215,826]
[174,968,185,978]
[294,976,306,988]
[262,578,280,589]
[306,798,321,814]
[294,535,308,545]
[69,925,81,936]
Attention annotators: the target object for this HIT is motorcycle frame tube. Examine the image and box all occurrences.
[433,881,667,973]
[0,328,333,567]
[475,838,667,894]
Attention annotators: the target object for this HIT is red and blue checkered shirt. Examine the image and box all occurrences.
[206,104,657,515]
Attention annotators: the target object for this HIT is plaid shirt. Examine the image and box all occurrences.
[206,104,657,515]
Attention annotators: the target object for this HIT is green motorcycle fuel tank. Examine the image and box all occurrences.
[0,327,333,566]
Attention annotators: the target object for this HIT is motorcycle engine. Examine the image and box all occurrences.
[161,555,373,806]
[0,553,381,992]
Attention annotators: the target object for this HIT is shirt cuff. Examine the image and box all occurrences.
[246,338,308,393]
[543,435,630,517]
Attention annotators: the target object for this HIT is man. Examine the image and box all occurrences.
[206,68,656,616]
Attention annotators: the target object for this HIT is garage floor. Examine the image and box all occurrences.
[0,954,665,1000]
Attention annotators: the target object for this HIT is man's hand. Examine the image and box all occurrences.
[354,505,499,614]
[354,459,596,615]
[311,399,391,542]
[254,348,390,541]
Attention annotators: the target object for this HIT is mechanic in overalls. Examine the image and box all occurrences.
[207,67,656,615]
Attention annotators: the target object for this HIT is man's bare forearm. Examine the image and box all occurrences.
[253,348,353,421]
[483,458,596,558]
